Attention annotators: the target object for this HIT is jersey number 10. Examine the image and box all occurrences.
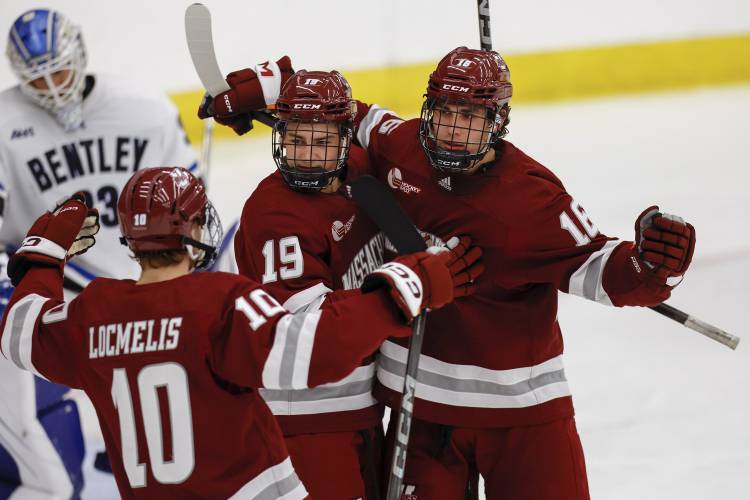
[111,362,195,487]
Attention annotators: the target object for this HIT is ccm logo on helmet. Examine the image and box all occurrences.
[223,94,233,113]
[293,104,321,109]
[442,84,469,92]
[304,78,321,85]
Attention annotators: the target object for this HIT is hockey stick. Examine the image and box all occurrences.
[476,0,493,51]
[473,1,739,350]
[184,3,277,129]
[650,303,739,349]
[199,118,215,189]
[346,175,427,500]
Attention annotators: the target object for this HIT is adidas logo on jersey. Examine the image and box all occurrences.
[438,176,452,191]
[332,214,356,242]
[387,168,421,195]
[10,127,34,139]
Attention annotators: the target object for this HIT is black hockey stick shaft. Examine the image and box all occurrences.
[649,303,739,349]
[477,0,492,50]
[346,176,427,500]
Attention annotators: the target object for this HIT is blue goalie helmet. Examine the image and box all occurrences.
[6,9,87,130]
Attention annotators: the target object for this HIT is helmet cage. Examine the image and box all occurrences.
[272,119,352,192]
[7,10,87,116]
[184,201,223,269]
[419,95,504,173]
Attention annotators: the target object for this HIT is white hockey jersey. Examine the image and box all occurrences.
[0,73,197,286]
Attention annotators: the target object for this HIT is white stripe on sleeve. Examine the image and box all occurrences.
[356,105,393,149]
[567,239,621,305]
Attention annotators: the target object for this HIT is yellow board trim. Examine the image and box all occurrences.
[173,33,750,145]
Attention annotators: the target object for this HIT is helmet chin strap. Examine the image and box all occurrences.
[182,236,216,269]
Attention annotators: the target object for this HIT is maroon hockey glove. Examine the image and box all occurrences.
[441,236,484,298]
[603,206,695,307]
[362,239,484,320]
[635,206,695,283]
[197,56,294,136]
[197,92,254,135]
[7,192,99,286]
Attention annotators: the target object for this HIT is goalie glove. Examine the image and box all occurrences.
[7,192,99,286]
[197,56,294,135]
[362,236,484,320]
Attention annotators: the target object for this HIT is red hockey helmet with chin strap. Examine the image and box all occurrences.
[273,70,356,191]
[420,47,513,173]
[118,167,222,268]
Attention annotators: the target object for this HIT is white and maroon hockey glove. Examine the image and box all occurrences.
[7,192,99,286]
[362,237,484,320]
[604,206,695,306]
[197,56,293,135]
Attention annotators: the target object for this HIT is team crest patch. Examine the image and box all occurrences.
[387,168,421,195]
[332,214,356,241]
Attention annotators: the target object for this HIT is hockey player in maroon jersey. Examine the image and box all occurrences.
[204,67,482,498]
[204,45,696,499]
[234,69,387,499]
[0,166,481,499]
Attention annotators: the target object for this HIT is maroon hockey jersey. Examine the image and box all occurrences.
[0,266,408,498]
[354,104,663,428]
[235,147,386,434]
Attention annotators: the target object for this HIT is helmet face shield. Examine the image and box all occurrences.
[272,119,352,191]
[419,97,502,173]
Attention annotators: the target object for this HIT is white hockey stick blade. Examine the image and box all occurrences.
[185,3,230,96]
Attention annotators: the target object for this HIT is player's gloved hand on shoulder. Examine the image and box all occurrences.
[361,236,484,321]
[7,192,99,286]
[604,206,695,306]
[197,56,293,135]
[440,236,485,298]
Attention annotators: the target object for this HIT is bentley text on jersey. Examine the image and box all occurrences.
[27,136,150,193]
[88,316,181,359]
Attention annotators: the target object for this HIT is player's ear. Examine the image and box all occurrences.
[191,221,202,241]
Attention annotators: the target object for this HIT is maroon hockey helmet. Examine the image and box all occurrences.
[273,70,355,191]
[118,167,222,268]
[420,47,513,173]
[276,70,355,122]
[426,47,512,109]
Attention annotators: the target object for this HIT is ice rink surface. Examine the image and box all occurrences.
[81,84,750,499]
